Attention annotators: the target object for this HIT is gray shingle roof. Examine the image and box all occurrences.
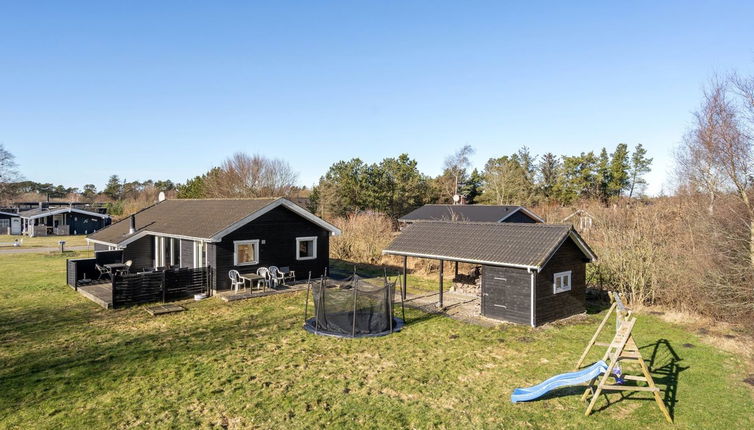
[88,197,340,246]
[88,198,280,245]
[383,221,595,269]
[398,204,540,223]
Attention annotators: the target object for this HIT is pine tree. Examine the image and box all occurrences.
[628,143,652,197]
[537,152,560,200]
[608,143,630,197]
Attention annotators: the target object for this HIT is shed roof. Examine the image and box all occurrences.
[87,197,340,247]
[383,221,595,271]
[398,204,543,223]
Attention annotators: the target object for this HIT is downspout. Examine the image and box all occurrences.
[527,268,536,327]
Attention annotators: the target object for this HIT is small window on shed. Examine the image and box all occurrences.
[553,271,572,294]
[296,236,317,260]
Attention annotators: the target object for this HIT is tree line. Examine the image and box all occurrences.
[308,143,652,219]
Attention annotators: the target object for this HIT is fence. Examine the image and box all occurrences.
[66,250,124,288]
[112,266,212,308]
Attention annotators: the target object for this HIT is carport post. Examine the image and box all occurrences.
[402,256,407,300]
[438,259,444,308]
[454,261,458,278]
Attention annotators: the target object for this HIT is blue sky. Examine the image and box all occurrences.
[2,1,754,195]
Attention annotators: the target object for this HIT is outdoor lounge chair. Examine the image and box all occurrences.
[269,266,286,286]
[229,270,245,293]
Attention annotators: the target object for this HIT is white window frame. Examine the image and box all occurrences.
[553,270,572,294]
[295,236,317,261]
[234,239,260,266]
[193,241,206,268]
[154,236,163,268]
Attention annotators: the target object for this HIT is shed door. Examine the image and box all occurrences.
[481,265,531,324]
[10,218,21,235]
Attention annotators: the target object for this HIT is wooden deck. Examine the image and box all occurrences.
[217,282,309,302]
[77,283,113,309]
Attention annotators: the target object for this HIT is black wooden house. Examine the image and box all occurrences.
[19,206,111,236]
[383,221,596,327]
[398,204,543,226]
[86,198,340,291]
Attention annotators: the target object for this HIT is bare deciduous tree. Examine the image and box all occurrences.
[438,145,475,201]
[676,77,754,266]
[204,152,299,198]
[0,144,21,203]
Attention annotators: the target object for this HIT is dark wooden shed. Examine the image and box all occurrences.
[382,221,596,327]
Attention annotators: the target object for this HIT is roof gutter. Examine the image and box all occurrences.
[86,238,120,248]
[117,230,212,247]
[382,249,540,271]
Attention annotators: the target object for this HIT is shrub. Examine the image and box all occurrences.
[330,212,394,264]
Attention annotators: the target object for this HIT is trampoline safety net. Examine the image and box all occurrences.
[303,274,403,338]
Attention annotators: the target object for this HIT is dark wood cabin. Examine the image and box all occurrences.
[383,221,596,327]
[398,204,543,228]
[86,198,340,292]
[18,207,111,236]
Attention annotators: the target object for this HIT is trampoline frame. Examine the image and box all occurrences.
[302,267,406,338]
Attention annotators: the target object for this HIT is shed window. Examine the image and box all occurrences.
[234,240,259,266]
[553,271,572,294]
[296,236,317,260]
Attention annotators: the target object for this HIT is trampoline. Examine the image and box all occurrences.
[303,272,404,338]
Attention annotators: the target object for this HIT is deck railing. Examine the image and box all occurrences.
[111,266,212,308]
[66,250,125,289]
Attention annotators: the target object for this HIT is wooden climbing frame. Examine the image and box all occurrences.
[576,292,672,423]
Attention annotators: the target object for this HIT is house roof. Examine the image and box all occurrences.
[19,207,110,220]
[398,204,543,223]
[87,198,341,247]
[0,211,19,217]
[382,221,596,271]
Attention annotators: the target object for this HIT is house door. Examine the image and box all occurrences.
[10,218,21,235]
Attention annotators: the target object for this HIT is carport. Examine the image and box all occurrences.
[382,221,597,327]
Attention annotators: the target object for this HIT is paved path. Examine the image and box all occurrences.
[0,245,91,254]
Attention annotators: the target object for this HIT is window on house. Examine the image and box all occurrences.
[296,236,317,260]
[193,241,206,268]
[234,240,259,266]
[553,271,572,294]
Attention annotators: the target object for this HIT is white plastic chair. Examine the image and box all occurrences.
[257,267,273,289]
[269,266,285,287]
[228,269,245,292]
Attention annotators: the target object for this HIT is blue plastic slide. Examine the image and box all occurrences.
[511,361,608,403]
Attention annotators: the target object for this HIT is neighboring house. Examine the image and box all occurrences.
[562,209,594,233]
[0,211,21,235]
[86,198,341,291]
[383,221,596,327]
[398,204,544,227]
[19,206,111,236]
[12,201,108,214]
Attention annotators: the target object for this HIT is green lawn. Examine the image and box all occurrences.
[1,252,753,429]
[0,235,90,248]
